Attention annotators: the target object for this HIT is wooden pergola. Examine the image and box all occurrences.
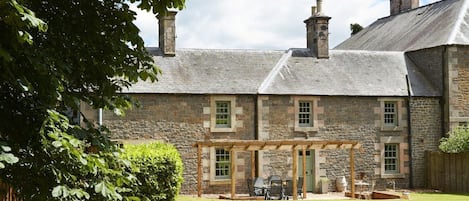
[193,139,362,200]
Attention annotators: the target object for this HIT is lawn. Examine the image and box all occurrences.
[176,192,469,201]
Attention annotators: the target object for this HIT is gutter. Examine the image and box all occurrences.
[254,94,259,177]
[405,74,413,188]
[442,46,448,137]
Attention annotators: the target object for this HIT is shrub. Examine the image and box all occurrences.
[439,126,469,153]
[122,142,183,201]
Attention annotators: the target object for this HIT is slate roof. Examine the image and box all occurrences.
[125,48,439,97]
[259,49,438,96]
[126,0,465,97]
[335,0,469,51]
[124,48,284,94]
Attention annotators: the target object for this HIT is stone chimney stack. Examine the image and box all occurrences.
[304,0,331,59]
[158,11,177,56]
[390,0,419,15]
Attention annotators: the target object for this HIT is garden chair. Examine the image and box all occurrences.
[253,177,265,196]
[265,180,285,200]
[297,177,304,199]
[284,179,293,199]
[268,175,281,184]
[247,178,255,196]
[283,178,303,200]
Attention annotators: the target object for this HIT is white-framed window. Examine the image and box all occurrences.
[294,97,321,132]
[384,143,399,174]
[378,136,406,179]
[377,98,405,131]
[215,101,231,128]
[210,96,237,132]
[214,148,231,179]
[298,101,313,127]
[384,102,397,127]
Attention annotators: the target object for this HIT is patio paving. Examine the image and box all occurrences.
[201,192,351,200]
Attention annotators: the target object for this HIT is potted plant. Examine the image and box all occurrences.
[319,177,330,194]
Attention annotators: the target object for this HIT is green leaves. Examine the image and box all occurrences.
[0,0,185,200]
[52,185,91,200]
[122,142,184,201]
[7,0,47,44]
[0,143,19,169]
[130,0,185,16]
[439,126,469,153]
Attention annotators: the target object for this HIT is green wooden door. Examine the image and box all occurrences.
[298,150,315,192]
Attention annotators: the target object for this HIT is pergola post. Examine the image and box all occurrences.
[302,148,307,199]
[292,146,298,200]
[197,144,202,197]
[230,150,237,199]
[251,150,256,179]
[350,147,355,198]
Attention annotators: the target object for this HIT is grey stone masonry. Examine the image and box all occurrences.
[84,93,444,194]
[100,94,257,194]
[409,97,441,188]
[447,46,469,131]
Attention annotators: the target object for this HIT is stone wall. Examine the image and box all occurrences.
[409,97,441,188]
[100,94,257,194]
[85,92,444,194]
[447,45,469,130]
[260,96,412,192]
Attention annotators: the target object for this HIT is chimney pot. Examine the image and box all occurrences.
[317,0,323,14]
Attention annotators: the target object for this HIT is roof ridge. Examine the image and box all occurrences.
[258,50,292,93]
[447,0,469,44]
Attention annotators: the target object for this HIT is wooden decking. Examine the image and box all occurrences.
[345,191,402,199]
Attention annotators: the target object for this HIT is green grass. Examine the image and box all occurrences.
[176,192,469,201]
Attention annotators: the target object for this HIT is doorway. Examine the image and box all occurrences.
[298,150,315,192]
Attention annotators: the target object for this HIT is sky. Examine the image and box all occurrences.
[133,0,440,50]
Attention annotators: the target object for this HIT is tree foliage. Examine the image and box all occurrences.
[439,126,469,153]
[350,23,363,35]
[0,0,185,200]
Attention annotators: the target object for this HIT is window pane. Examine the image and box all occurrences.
[384,102,397,126]
[216,101,231,128]
[299,101,313,127]
[384,144,399,174]
[215,148,230,179]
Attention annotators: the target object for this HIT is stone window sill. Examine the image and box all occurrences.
[294,127,319,132]
[209,179,231,185]
[381,173,405,179]
[380,126,403,132]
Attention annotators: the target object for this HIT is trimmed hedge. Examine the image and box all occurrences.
[122,142,183,201]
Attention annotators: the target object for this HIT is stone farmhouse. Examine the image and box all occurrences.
[82,0,469,195]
